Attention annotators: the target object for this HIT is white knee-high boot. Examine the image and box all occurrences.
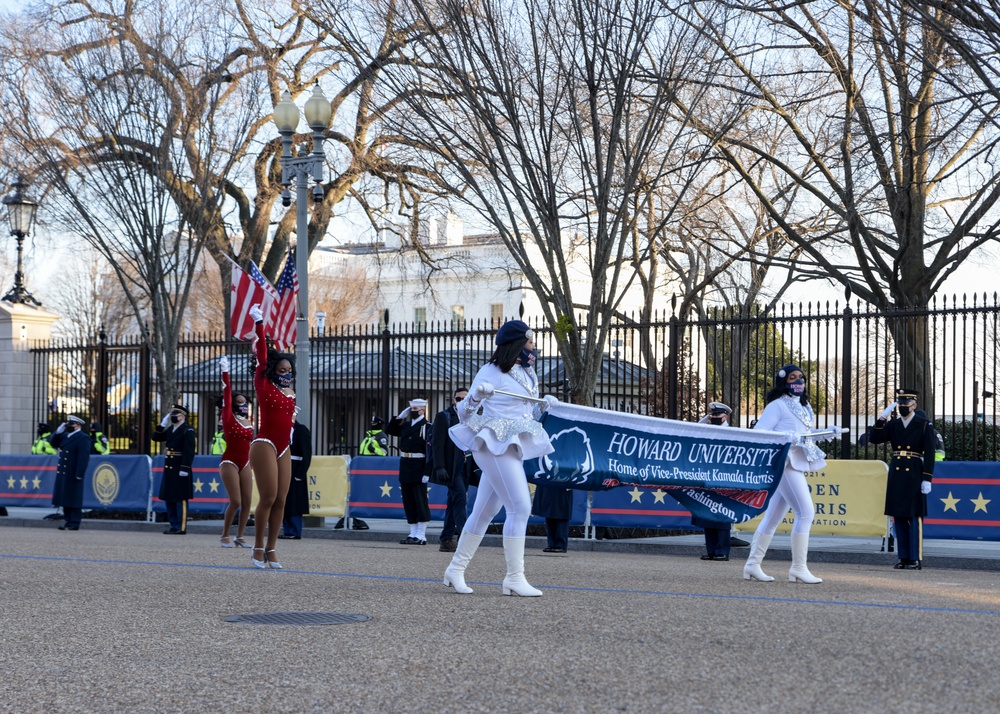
[742,532,774,582]
[501,536,542,597]
[443,532,483,594]
[788,532,823,584]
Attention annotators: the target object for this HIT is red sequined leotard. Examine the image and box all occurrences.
[221,370,254,469]
[251,320,296,456]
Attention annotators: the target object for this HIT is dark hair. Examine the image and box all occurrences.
[766,372,810,406]
[265,348,296,383]
[488,339,526,373]
[454,387,469,397]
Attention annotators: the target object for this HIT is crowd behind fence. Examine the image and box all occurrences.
[30,293,1000,462]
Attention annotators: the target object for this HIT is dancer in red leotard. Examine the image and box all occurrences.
[247,304,296,569]
[217,355,254,549]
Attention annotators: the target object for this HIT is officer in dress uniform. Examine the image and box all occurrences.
[869,388,937,569]
[48,415,90,530]
[152,404,196,534]
[281,421,312,539]
[90,421,110,455]
[32,422,57,454]
[385,398,431,544]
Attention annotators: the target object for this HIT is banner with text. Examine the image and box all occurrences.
[525,403,792,524]
[307,455,349,518]
[733,460,888,536]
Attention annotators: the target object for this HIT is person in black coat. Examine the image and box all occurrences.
[49,414,91,530]
[694,402,736,561]
[281,421,312,539]
[152,404,196,535]
[532,483,573,553]
[384,398,431,544]
[434,388,470,552]
[869,388,937,569]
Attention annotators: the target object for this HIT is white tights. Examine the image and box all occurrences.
[464,447,532,538]
[756,465,815,536]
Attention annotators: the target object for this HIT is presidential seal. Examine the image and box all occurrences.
[92,463,120,505]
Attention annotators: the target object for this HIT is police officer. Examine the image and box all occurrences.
[32,422,57,454]
[280,421,312,539]
[152,404,196,534]
[90,421,110,455]
[869,388,937,570]
[49,415,90,530]
[385,398,431,544]
[210,422,227,455]
[359,416,389,456]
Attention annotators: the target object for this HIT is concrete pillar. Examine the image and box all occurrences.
[0,301,59,454]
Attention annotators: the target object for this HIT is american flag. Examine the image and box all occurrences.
[229,257,278,341]
[271,250,300,351]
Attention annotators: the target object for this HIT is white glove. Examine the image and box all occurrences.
[476,382,495,400]
[219,355,230,373]
[397,407,411,420]
[249,303,263,323]
[921,481,932,495]
[180,470,190,478]
[160,413,171,428]
[421,475,429,484]
[880,403,896,420]
[542,395,559,411]
[55,422,67,435]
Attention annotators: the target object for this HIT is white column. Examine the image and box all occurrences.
[0,301,59,454]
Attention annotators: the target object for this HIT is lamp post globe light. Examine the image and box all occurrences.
[273,84,332,430]
[2,176,42,306]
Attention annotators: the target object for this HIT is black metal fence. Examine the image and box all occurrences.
[31,292,1000,461]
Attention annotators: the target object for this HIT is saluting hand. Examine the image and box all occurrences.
[880,403,896,420]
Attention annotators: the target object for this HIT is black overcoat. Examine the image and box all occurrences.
[532,483,574,520]
[50,430,90,509]
[152,423,196,501]
[431,406,464,484]
[869,413,937,518]
[385,415,428,484]
[285,422,312,517]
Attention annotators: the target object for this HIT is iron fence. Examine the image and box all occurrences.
[30,292,1000,461]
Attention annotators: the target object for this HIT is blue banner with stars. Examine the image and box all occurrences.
[151,455,231,514]
[525,402,790,524]
[924,461,1000,541]
[0,455,150,510]
[348,456,451,520]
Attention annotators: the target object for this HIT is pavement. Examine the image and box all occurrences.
[3,508,1000,712]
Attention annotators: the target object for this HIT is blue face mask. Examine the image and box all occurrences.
[235,403,249,418]
[519,348,537,368]
[275,372,293,389]
[786,379,805,396]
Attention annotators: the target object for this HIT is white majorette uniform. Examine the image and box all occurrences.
[442,320,555,597]
[743,364,826,584]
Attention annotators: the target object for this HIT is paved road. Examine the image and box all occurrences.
[2,519,998,712]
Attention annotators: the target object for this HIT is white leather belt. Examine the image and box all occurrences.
[400,451,425,459]
[291,456,303,461]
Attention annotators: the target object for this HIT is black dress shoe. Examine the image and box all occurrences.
[544,547,567,553]
[700,554,716,560]
[730,537,751,547]
[58,525,78,531]
[277,534,301,540]
[714,555,729,561]
[894,560,919,569]
[163,528,180,535]
[400,536,420,544]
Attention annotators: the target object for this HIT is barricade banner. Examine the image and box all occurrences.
[734,460,889,536]
[924,462,1000,541]
[308,455,349,518]
[0,455,151,511]
[348,456,449,520]
[526,402,791,524]
[591,486,694,529]
[152,455,228,514]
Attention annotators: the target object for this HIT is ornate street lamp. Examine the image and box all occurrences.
[2,176,42,306]
[273,84,332,429]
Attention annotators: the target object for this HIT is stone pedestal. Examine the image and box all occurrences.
[0,301,60,454]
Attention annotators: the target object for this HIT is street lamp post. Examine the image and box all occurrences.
[273,85,332,431]
[2,177,42,306]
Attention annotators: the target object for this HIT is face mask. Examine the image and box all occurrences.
[275,373,293,389]
[898,405,912,416]
[786,379,805,397]
[235,404,249,418]
[410,410,421,419]
[519,348,537,368]
[170,415,181,424]
[709,416,725,426]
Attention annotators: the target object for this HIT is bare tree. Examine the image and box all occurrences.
[387,0,723,403]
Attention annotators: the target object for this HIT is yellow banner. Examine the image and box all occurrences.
[249,455,350,518]
[734,460,888,536]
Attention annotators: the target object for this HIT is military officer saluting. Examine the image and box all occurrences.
[48,415,91,530]
[869,388,937,570]
[152,404,196,534]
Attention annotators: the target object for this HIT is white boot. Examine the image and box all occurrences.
[788,532,823,584]
[443,531,483,594]
[501,536,542,597]
[742,532,774,582]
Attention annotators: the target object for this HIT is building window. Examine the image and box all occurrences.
[414,307,427,332]
[452,305,466,331]
[491,303,504,327]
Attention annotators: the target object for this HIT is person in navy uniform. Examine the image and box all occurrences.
[49,414,91,530]
[281,421,312,539]
[532,483,573,553]
[869,388,936,570]
[152,404,196,534]
[385,398,431,544]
